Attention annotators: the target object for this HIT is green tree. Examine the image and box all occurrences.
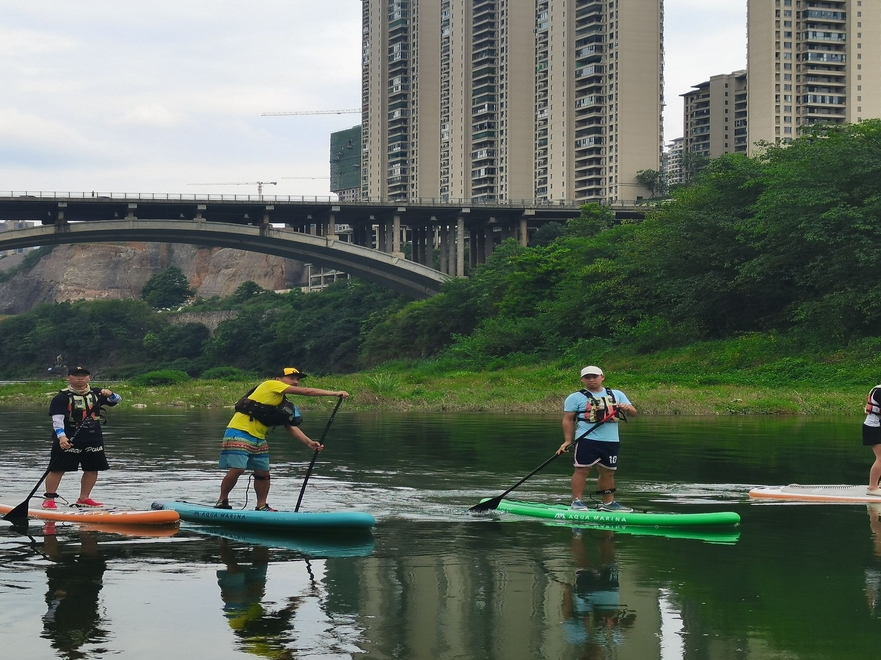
[635,169,664,198]
[141,267,194,309]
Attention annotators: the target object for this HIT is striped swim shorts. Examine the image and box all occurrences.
[219,428,270,471]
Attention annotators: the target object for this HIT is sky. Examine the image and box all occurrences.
[0,1,748,199]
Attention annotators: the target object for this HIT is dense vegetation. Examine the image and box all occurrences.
[1,121,880,394]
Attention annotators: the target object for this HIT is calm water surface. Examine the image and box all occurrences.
[1,408,880,660]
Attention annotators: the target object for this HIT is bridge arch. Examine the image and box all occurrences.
[0,219,450,299]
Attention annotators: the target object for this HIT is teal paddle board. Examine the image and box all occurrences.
[491,499,740,528]
[151,500,376,531]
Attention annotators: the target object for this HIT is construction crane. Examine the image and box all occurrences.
[261,109,360,116]
[188,181,278,195]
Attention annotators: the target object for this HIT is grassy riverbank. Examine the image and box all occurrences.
[2,333,878,414]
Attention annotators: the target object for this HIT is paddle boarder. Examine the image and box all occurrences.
[215,367,349,511]
[44,366,122,509]
[865,383,881,496]
[557,366,637,512]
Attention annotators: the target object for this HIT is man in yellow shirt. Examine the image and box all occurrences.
[216,367,349,511]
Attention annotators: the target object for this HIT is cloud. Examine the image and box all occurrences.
[121,103,185,128]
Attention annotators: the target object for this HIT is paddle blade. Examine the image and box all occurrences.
[469,496,503,513]
[2,501,31,523]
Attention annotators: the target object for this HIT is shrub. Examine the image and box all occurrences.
[129,369,191,386]
[201,366,250,381]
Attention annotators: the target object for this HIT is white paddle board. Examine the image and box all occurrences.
[749,484,881,503]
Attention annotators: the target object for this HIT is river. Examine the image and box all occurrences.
[1,408,879,659]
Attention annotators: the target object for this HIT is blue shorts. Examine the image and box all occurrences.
[219,429,270,472]
[573,439,619,470]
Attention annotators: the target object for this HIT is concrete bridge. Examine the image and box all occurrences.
[0,192,622,298]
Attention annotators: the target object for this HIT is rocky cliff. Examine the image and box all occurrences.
[0,243,307,313]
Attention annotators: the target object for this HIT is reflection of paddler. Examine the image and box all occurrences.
[865,504,881,616]
[561,530,636,651]
[41,523,109,655]
[216,539,299,659]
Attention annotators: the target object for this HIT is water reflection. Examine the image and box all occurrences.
[561,529,636,656]
[217,539,298,659]
[40,522,109,659]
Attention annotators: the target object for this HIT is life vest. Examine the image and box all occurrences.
[867,386,881,415]
[64,388,101,427]
[577,387,619,424]
[234,386,303,428]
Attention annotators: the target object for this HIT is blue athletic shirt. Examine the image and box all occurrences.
[564,389,632,443]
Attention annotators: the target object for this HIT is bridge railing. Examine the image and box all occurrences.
[0,191,648,209]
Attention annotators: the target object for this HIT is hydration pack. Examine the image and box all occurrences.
[234,386,303,427]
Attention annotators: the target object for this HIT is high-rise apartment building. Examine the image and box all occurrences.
[682,70,748,159]
[360,0,664,205]
[747,0,881,152]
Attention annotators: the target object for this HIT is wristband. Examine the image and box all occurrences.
[55,428,66,438]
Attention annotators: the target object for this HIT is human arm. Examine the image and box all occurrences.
[558,411,577,455]
[283,385,349,399]
[51,414,73,449]
[286,424,324,451]
[97,388,122,406]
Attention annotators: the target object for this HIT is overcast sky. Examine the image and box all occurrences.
[0,1,747,198]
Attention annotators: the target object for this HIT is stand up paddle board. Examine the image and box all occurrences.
[489,499,741,527]
[749,484,881,503]
[0,502,180,526]
[152,500,376,531]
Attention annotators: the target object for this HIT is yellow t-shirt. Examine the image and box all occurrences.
[227,380,289,440]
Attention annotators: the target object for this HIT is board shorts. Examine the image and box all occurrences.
[50,443,109,472]
[219,428,270,472]
[573,438,619,470]
[864,424,881,447]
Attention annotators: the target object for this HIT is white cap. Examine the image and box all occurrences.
[580,365,604,377]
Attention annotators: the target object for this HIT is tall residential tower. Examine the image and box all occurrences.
[360,0,664,204]
[747,0,881,151]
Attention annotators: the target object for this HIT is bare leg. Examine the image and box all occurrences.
[571,466,591,501]
[44,472,64,495]
[870,445,881,491]
[596,466,616,504]
[220,468,245,501]
[253,471,270,508]
[78,471,98,500]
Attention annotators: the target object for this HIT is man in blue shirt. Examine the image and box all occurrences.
[557,366,637,512]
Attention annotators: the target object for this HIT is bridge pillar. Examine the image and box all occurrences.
[392,213,402,256]
[126,203,137,220]
[519,217,528,247]
[484,224,495,262]
[328,206,339,239]
[456,215,465,277]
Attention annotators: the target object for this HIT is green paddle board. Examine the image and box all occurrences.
[491,499,741,528]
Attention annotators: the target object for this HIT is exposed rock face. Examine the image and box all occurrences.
[0,243,307,313]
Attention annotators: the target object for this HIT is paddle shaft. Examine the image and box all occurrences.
[468,411,617,513]
[294,395,344,512]
[2,407,99,522]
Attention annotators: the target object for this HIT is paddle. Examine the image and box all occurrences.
[294,395,344,512]
[468,411,617,513]
[2,408,98,523]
